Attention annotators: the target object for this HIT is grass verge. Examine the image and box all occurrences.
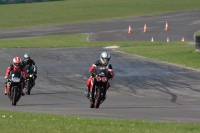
[119,43,200,70]
[0,0,200,29]
[0,34,200,70]
[196,31,200,36]
[0,110,200,133]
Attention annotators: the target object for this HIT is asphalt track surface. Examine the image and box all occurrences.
[0,10,200,123]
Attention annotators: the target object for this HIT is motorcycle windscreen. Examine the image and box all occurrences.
[9,71,22,83]
[94,66,109,76]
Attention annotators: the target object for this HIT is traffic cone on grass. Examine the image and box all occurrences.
[167,37,169,42]
[181,37,185,42]
[151,36,154,42]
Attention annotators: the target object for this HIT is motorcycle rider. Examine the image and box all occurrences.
[21,53,37,87]
[4,57,26,96]
[85,51,114,99]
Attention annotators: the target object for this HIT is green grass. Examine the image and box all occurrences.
[0,110,200,133]
[0,34,118,48]
[0,34,90,48]
[119,43,200,70]
[196,31,200,36]
[1,34,200,70]
[0,0,200,29]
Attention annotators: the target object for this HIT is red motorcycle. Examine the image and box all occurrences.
[89,66,110,108]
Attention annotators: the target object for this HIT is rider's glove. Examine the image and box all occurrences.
[89,72,95,77]
[4,76,8,79]
[89,72,92,76]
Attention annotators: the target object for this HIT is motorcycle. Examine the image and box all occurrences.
[89,66,110,108]
[24,65,35,95]
[6,70,23,106]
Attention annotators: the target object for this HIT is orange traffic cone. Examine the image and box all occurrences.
[151,36,154,42]
[181,37,185,41]
[128,25,132,34]
[167,37,169,42]
[144,23,147,33]
[165,22,169,31]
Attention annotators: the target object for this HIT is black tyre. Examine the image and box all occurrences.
[94,88,102,108]
[12,87,17,106]
[90,104,94,108]
[90,96,95,108]
[27,80,31,95]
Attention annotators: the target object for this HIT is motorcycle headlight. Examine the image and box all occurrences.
[102,77,107,82]
[96,76,101,81]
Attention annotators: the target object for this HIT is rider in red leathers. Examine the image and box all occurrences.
[85,52,114,99]
[4,57,26,96]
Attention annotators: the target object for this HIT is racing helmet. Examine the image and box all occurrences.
[13,57,21,68]
[100,52,111,66]
[24,53,30,62]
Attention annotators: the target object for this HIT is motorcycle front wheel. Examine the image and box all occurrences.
[94,87,102,108]
[26,80,31,95]
[12,87,18,106]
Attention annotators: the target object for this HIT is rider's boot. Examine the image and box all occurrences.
[33,74,37,87]
[85,87,90,99]
[32,81,35,87]
[4,82,8,95]
[21,91,25,96]
[4,88,7,95]
[103,94,107,100]
[103,91,107,101]
[103,86,109,100]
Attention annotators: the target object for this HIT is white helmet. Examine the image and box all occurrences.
[100,52,111,65]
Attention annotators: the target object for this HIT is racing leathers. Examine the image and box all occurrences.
[4,64,26,96]
[86,60,114,98]
[21,59,37,86]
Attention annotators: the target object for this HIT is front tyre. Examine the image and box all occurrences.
[90,91,95,108]
[12,87,18,106]
[94,87,102,108]
[26,80,31,95]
